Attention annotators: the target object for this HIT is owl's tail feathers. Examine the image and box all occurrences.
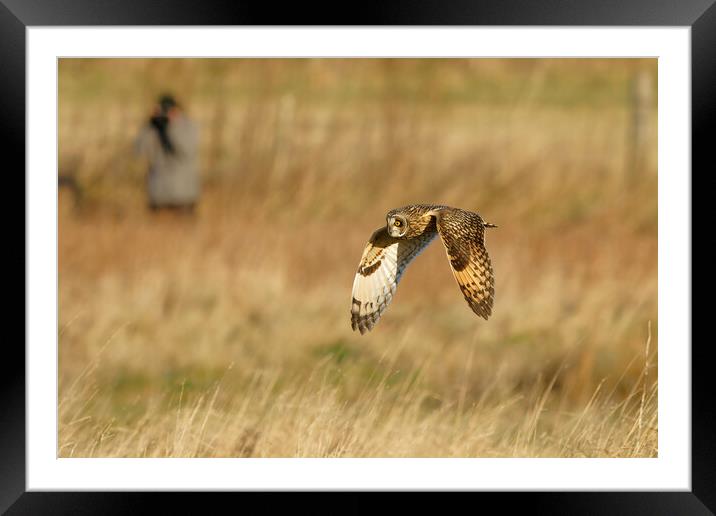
[484,222,498,228]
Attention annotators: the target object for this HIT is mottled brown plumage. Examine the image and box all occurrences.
[351,204,496,334]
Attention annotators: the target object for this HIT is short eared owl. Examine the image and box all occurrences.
[351,204,497,334]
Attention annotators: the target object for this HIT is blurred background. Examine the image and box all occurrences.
[58,58,657,458]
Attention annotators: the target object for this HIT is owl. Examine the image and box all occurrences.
[350,204,497,334]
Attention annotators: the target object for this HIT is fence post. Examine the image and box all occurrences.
[628,68,654,181]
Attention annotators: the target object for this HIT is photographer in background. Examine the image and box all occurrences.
[135,94,200,215]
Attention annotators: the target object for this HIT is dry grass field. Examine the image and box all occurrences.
[58,59,657,458]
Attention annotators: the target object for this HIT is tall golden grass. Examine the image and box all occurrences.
[58,58,657,457]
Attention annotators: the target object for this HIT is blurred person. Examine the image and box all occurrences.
[135,94,200,214]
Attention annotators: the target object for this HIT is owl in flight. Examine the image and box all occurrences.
[351,204,497,334]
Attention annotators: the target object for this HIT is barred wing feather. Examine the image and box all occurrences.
[350,226,437,334]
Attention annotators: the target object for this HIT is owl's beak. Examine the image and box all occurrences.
[387,217,400,237]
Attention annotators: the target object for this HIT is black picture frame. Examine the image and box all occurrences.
[3,1,711,513]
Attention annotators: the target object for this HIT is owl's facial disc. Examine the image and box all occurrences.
[388,215,408,238]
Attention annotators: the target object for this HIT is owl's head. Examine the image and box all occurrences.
[386,212,409,238]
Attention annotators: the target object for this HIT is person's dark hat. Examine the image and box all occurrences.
[158,94,178,113]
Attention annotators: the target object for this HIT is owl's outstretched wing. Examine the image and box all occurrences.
[351,225,437,334]
[435,209,495,319]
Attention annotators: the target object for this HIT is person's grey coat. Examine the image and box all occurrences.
[135,114,200,207]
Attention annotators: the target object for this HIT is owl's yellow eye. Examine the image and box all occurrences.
[394,220,402,227]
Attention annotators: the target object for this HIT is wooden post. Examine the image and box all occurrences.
[628,68,654,181]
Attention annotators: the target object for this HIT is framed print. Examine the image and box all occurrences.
[5,0,712,512]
